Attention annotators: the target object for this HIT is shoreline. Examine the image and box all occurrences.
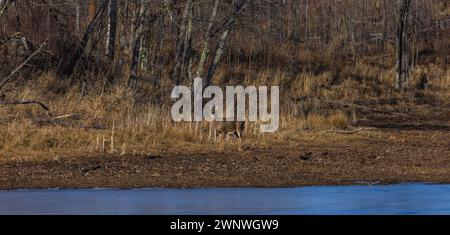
[2,128,449,190]
[0,182,446,191]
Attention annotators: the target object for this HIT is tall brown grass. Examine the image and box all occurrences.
[0,62,449,160]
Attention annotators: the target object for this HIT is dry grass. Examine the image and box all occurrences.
[0,64,449,160]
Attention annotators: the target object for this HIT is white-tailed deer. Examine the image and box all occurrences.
[209,118,245,152]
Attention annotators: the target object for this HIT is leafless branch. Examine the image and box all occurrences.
[0,42,46,91]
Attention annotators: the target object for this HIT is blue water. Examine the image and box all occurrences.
[1,184,450,215]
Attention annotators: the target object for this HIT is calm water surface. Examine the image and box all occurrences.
[1,184,450,215]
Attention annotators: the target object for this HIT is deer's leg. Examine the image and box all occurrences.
[208,122,212,141]
[236,130,243,152]
[236,130,242,139]
[219,133,225,152]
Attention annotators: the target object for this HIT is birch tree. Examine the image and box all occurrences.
[196,0,220,79]
[205,0,247,86]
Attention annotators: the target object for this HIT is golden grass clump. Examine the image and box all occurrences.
[292,111,350,131]
[327,111,351,130]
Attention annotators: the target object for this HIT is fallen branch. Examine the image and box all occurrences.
[320,127,376,134]
[33,113,82,125]
[0,99,50,114]
[33,119,108,130]
[0,42,46,91]
[52,113,83,120]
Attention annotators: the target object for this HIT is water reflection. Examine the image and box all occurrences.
[1,184,450,215]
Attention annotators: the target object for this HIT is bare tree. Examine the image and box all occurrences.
[171,0,193,85]
[129,0,148,86]
[58,0,108,77]
[107,0,118,60]
[196,0,220,79]
[205,0,247,86]
[183,4,193,81]
[0,0,13,20]
[129,0,163,84]
[396,0,411,90]
[139,0,153,74]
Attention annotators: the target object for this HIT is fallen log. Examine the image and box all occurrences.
[33,119,108,130]
[0,99,50,114]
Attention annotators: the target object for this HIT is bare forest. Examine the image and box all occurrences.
[0,0,449,188]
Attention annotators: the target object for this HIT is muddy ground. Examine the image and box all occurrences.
[1,107,449,189]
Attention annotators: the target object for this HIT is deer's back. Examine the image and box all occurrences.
[215,121,244,134]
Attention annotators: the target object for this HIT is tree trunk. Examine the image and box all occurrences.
[171,0,193,85]
[396,0,411,90]
[75,3,80,32]
[382,0,388,45]
[58,0,108,78]
[205,0,247,87]
[139,2,151,74]
[0,0,12,20]
[107,0,118,60]
[181,2,193,82]
[305,0,309,43]
[86,1,98,55]
[129,0,147,86]
[196,0,220,79]
[205,26,230,87]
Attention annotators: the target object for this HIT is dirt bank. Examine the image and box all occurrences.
[1,125,449,189]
